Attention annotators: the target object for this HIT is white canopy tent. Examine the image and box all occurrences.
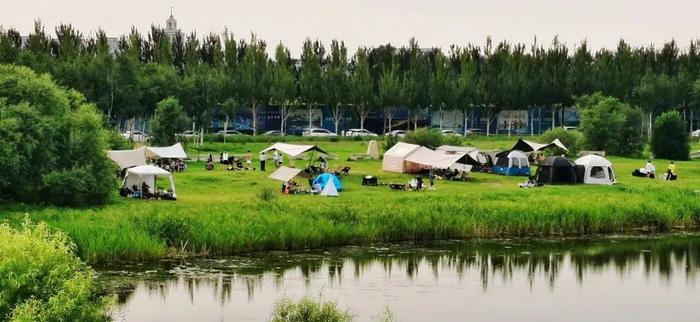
[268,166,303,182]
[382,142,422,173]
[145,143,188,160]
[123,165,177,198]
[575,155,616,185]
[261,143,329,158]
[107,147,147,169]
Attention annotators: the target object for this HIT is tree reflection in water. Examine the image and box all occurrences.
[97,234,700,308]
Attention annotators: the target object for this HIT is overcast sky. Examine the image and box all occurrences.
[1,0,699,56]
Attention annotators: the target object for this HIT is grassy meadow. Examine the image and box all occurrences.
[2,135,700,263]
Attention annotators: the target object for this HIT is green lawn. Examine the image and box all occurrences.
[2,135,700,263]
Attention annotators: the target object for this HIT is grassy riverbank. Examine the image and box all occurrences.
[2,136,700,263]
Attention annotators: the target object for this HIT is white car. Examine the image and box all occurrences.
[176,130,198,138]
[121,130,150,143]
[691,129,700,138]
[386,130,407,138]
[345,129,378,137]
[302,128,337,137]
[216,129,246,136]
[441,129,462,136]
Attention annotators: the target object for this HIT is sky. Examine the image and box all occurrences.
[1,0,699,56]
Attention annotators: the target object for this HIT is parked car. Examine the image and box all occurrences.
[262,130,283,136]
[216,129,246,136]
[386,130,407,138]
[466,128,486,136]
[176,130,198,138]
[563,126,579,131]
[692,129,700,138]
[302,128,337,137]
[121,130,150,143]
[441,129,462,136]
[345,129,378,137]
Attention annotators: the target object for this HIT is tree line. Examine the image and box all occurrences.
[2,20,700,136]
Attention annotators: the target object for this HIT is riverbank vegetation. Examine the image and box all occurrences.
[0,220,109,321]
[2,138,700,264]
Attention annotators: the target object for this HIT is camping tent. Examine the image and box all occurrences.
[574,155,616,185]
[404,147,472,172]
[268,166,303,182]
[107,147,147,169]
[261,143,329,158]
[382,142,422,173]
[312,173,343,191]
[320,178,339,197]
[535,156,577,185]
[123,165,177,198]
[493,150,530,176]
[145,143,188,160]
[436,145,487,166]
[511,138,569,153]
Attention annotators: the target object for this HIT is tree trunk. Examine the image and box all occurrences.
[223,114,229,144]
[280,105,285,134]
[439,105,444,130]
[486,111,492,136]
[463,110,468,135]
[551,108,556,129]
[307,103,314,129]
[251,99,260,136]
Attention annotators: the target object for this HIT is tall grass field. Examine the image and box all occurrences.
[2,136,700,263]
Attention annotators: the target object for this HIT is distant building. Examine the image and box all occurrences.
[164,11,182,40]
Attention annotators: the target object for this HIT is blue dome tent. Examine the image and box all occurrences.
[312,173,343,191]
[493,150,530,176]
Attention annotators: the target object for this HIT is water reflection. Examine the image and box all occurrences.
[99,234,700,321]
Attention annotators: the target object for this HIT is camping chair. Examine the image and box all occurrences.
[335,166,351,177]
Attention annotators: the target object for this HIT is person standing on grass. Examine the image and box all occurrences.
[259,152,267,171]
[645,160,656,179]
[666,162,676,180]
[245,150,253,170]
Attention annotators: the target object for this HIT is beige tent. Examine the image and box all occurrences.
[382,142,422,173]
[268,166,303,182]
[107,147,147,169]
[145,143,188,159]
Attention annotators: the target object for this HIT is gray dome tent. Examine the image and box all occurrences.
[535,156,577,185]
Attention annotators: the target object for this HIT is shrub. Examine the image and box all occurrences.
[142,215,192,248]
[577,93,643,156]
[0,65,116,206]
[257,187,278,202]
[0,220,109,321]
[442,134,463,147]
[651,111,689,160]
[540,128,584,156]
[383,134,399,153]
[270,297,353,322]
[403,127,443,149]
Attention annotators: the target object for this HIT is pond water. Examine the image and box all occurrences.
[97,234,700,322]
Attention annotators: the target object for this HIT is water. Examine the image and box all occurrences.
[97,234,700,322]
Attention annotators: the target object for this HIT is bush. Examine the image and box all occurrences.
[442,134,463,147]
[270,297,353,322]
[383,134,399,153]
[0,65,117,206]
[403,127,443,149]
[0,220,109,321]
[577,93,643,156]
[257,187,278,202]
[540,128,584,156]
[651,111,689,160]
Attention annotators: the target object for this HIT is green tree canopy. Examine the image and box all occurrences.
[651,111,689,160]
[151,96,189,146]
[0,64,116,206]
